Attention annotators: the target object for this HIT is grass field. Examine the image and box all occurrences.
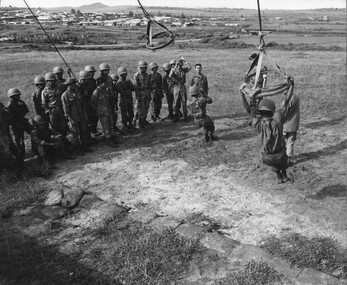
[0,47,346,119]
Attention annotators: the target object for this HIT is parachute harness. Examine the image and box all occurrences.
[243,0,290,99]
[137,0,175,50]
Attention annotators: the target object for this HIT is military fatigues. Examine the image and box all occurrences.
[163,73,174,118]
[133,71,151,122]
[79,80,98,135]
[149,72,164,119]
[31,86,46,117]
[252,110,288,172]
[116,78,135,127]
[7,98,34,164]
[169,67,190,119]
[90,86,114,139]
[188,96,215,141]
[61,87,88,147]
[190,73,209,96]
[42,86,68,136]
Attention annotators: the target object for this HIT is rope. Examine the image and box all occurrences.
[23,0,76,80]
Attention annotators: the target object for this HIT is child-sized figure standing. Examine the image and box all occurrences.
[116,67,135,131]
[162,63,174,120]
[7,88,34,168]
[90,77,117,147]
[282,84,300,166]
[188,86,215,142]
[148,62,164,122]
[241,76,295,184]
[31,115,64,175]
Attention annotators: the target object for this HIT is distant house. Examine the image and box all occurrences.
[322,15,329,22]
[171,20,182,27]
[123,19,142,27]
[225,23,239,27]
[183,21,194,27]
[274,17,282,20]
[210,21,224,26]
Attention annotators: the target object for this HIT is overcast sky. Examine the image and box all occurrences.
[2,0,346,10]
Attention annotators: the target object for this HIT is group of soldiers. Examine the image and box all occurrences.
[1,56,214,175]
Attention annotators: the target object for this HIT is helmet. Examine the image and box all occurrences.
[169,59,176,65]
[99,63,110,71]
[258,98,275,113]
[53,66,64,74]
[110,73,119,81]
[79,70,91,80]
[177,59,184,65]
[45,72,57,81]
[33,115,47,125]
[148,62,158,70]
[188,86,200,97]
[138,60,147,68]
[117,66,128,75]
[34,75,45,85]
[162,63,171,71]
[7,88,21,98]
[85,65,96,72]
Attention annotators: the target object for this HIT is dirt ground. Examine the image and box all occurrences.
[40,109,347,248]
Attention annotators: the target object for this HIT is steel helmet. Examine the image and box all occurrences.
[85,65,96,72]
[138,60,148,68]
[188,85,200,97]
[117,66,128,75]
[169,59,176,65]
[99,63,110,71]
[33,115,47,125]
[148,62,158,70]
[45,72,57,81]
[258,98,275,113]
[162,63,171,71]
[53,66,64,74]
[110,73,119,81]
[7,88,21,98]
[34,75,45,85]
[79,70,91,80]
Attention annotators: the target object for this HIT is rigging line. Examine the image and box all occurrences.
[23,0,76,79]
[137,0,150,18]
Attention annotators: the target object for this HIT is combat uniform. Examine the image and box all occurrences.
[116,77,135,128]
[79,80,98,135]
[149,71,163,120]
[31,86,46,117]
[163,73,174,119]
[133,71,150,123]
[190,73,209,96]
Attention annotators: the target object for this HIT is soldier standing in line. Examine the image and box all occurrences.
[133,60,151,128]
[148,62,164,122]
[90,77,118,147]
[110,73,125,134]
[42,72,74,159]
[31,75,46,118]
[189,63,209,96]
[62,78,93,155]
[162,63,175,120]
[7,88,34,169]
[116,67,136,131]
[188,86,215,142]
[53,66,72,93]
[169,57,192,122]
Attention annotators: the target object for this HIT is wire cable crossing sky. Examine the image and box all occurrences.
[2,0,346,9]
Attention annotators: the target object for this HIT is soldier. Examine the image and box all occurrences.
[240,76,295,184]
[42,72,73,157]
[7,88,34,169]
[31,115,65,175]
[61,78,93,154]
[148,62,164,122]
[110,73,124,134]
[53,65,72,93]
[169,57,192,122]
[188,86,215,142]
[189,63,209,96]
[97,63,120,134]
[162,63,174,120]
[133,60,151,128]
[31,75,46,118]
[116,67,136,131]
[90,77,117,147]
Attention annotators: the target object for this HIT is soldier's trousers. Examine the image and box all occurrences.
[48,108,68,136]
[120,96,134,126]
[86,104,98,134]
[134,90,151,120]
[173,84,187,116]
[166,90,174,116]
[150,90,163,118]
[99,115,114,139]
[69,120,88,147]
[12,121,34,164]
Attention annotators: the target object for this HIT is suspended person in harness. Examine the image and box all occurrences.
[240,75,294,184]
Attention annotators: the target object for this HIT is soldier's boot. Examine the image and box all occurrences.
[276,171,283,184]
[183,113,189,122]
[281,170,291,183]
[205,134,210,142]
